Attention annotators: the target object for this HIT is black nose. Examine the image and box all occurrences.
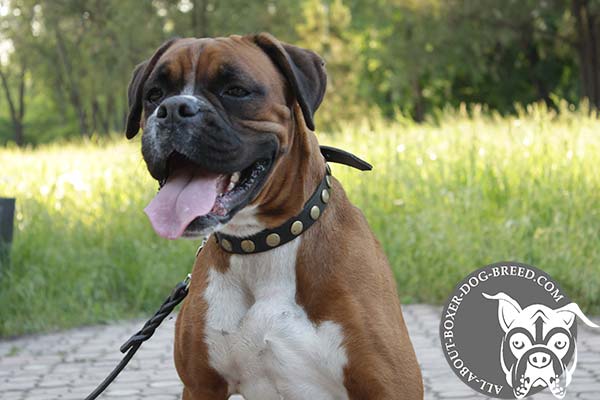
[156,96,201,122]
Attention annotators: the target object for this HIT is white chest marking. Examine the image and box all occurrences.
[203,238,349,400]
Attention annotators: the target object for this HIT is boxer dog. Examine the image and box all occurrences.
[125,33,423,400]
[484,292,599,399]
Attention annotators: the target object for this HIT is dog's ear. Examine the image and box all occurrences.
[254,33,327,131]
[555,302,600,329]
[125,38,179,139]
[483,292,522,332]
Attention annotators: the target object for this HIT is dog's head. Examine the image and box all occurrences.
[484,292,599,399]
[125,34,326,239]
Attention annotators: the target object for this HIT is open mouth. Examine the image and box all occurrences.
[145,151,272,239]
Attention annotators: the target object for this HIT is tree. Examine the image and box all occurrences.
[2,0,600,146]
[571,0,600,108]
[296,0,362,124]
[0,1,34,146]
[0,59,26,146]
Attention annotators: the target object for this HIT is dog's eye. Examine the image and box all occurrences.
[554,340,566,350]
[512,340,525,350]
[509,332,531,353]
[146,88,164,104]
[548,332,570,353]
[223,86,251,98]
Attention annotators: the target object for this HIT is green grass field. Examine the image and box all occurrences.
[1,104,599,337]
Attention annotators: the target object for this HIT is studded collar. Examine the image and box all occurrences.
[214,146,372,254]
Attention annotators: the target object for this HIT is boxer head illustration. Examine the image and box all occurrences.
[483,292,599,399]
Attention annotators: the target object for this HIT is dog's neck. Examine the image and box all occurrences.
[220,109,324,237]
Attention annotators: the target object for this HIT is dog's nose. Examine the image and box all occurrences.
[528,351,551,368]
[156,97,201,122]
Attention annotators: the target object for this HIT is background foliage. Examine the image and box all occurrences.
[1,1,600,336]
[2,0,600,144]
[2,105,600,336]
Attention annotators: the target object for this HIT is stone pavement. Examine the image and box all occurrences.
[0,305,598,399]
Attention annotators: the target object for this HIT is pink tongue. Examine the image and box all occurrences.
[145,170,220,239]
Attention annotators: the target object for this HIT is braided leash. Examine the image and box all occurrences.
[84,273,191,400]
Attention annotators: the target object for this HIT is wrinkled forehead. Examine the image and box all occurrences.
[511,305,570,337]
[151,36,284,90]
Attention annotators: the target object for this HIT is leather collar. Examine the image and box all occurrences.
[214,146,371,254]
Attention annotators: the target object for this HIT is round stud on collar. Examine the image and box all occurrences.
[221,238,233,252]
[321,189,330,203]
[241,240,255,253]
[310,205,321,220]
[290,220,303,235]
[266,233,281,247]
[212,158,345,254]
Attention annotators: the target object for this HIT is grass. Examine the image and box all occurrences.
[1,102,600,336]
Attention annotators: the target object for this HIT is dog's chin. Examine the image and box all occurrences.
[162,152,274,239]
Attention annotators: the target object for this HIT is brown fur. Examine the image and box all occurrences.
[296,177,423,399]
[138,35,423,399]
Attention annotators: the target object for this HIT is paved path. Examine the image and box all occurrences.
[0,305,598,399]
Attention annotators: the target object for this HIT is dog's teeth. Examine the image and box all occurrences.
[225,172,240,192]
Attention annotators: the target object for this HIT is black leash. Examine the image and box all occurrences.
[84,273,191,400]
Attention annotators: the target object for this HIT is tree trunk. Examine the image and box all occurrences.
[521,24,552,107]
[100,99,110,134]
[592,11,600,108]
[53,26,90,137]
[0,63,26,146]
[93,97,110,135]
[12,122,24,147]
[91,98,98,135]
[52,72,69,123]
[412,78,425,122]
[572,0,600,109]
[192,0,208,37]
[104,94,117,132]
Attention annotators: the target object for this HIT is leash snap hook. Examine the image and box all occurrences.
[184,273,192,291]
